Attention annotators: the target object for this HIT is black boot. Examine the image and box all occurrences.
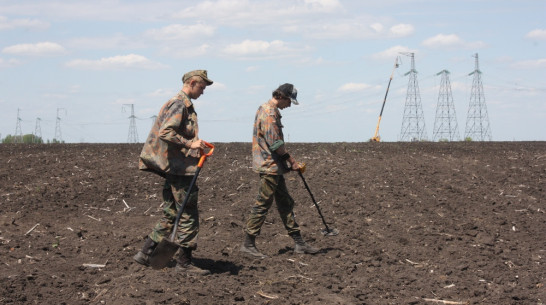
[240,233,267,259]
[290,232,320,254]
[175,248,211,276]
[133,237,158,266]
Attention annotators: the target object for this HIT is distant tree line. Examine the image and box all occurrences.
[1,134,64,144]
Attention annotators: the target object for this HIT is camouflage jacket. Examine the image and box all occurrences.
[139,90,200,177]
[252,100,289,175]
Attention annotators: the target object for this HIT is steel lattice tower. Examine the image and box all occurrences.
[123,104,139,143]
[432,70,460,141]
[14,108,23,143]
[34,117,42,143]
[399,52,427,141]
[464,53,492,141]
[54,108,66,143]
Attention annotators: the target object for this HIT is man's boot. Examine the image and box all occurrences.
[290,232,320,254]
[240,233,267,259]
[133,237,158,266]
[175,247,211,276]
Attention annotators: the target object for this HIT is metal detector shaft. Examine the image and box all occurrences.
[297,171,334,234]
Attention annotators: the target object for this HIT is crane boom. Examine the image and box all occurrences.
[371,57,399,142]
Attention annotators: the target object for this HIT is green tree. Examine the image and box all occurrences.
[23,134,43,143]
[2,134,44,143]
[2,134,15,143]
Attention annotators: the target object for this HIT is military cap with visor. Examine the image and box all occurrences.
[182,70,213,85]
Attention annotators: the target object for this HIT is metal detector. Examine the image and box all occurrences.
[297,169,339,236]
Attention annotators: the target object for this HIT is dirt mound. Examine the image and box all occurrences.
[1,142,544,304]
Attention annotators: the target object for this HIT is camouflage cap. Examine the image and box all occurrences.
[182,70,213,85]
[276,83,298,105]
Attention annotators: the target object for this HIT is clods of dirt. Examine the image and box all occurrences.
[0,142,544,304]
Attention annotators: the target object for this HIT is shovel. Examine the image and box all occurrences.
[149,141,215,270]
[297,164,339,236]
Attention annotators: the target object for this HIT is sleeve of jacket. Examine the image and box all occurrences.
[158,101,193,148]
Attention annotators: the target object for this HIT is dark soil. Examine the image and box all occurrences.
[0,142,544,305]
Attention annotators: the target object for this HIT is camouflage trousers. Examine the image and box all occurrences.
[244,174,300,237]
[148,174,199,250]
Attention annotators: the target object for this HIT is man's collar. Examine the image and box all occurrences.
[180,90,193,108]
[267,99,277,108]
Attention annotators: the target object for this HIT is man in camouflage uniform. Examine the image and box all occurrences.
[133,70,213,276]
[240,83,319,258]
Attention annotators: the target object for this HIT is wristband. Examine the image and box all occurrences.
[280,153,290,162]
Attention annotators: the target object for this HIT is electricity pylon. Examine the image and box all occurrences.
[54,108,66,143]
[150,115,157,128]
[122,104,139,143]
[34,118,42,143]
[14,108,23,143]
[432,70,460,141]
[464,53,492,141]
[399,52,427,141]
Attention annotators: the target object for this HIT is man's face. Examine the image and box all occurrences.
[189,79,207,99]
[278,96,292,109]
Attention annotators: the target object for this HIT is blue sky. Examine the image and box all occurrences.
[1,0,545,143]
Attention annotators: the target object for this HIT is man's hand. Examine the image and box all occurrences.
[289,157,300,171]
[190,139,206,150]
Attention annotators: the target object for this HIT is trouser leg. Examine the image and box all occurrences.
[273,175,300,236]
[244,174,276,236]
[149,175,199,249]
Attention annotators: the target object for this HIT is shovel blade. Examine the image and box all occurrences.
[149,239,179,270]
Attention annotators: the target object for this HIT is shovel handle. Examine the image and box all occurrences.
[166,141,214,242]
[197,141,214,168]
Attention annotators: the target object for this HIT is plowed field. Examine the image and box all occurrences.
[1,142,544,304]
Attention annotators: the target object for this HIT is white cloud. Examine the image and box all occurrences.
[370,23,383,33]
[176,0,342,26]
[0,16,49,30]
[0,57,21,67]
[68,34,145,50]
[2,42,66,56]
[338,82,375,92]
[525,29,546,40]
[303,0,342,11]
[422,34,486,49]
[223,39,293,57]
[65,54,168,70]
[144,24,215,40]
[423,34,462,47]
[511,58,546,69]
[301,20,383,39]
[390,24,414,37]
[246,66,260,72]
[0,2,183,23]
[372,46,417,60]
[159,44,212,58]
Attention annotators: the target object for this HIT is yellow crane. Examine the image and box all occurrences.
[371,57,399,142]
